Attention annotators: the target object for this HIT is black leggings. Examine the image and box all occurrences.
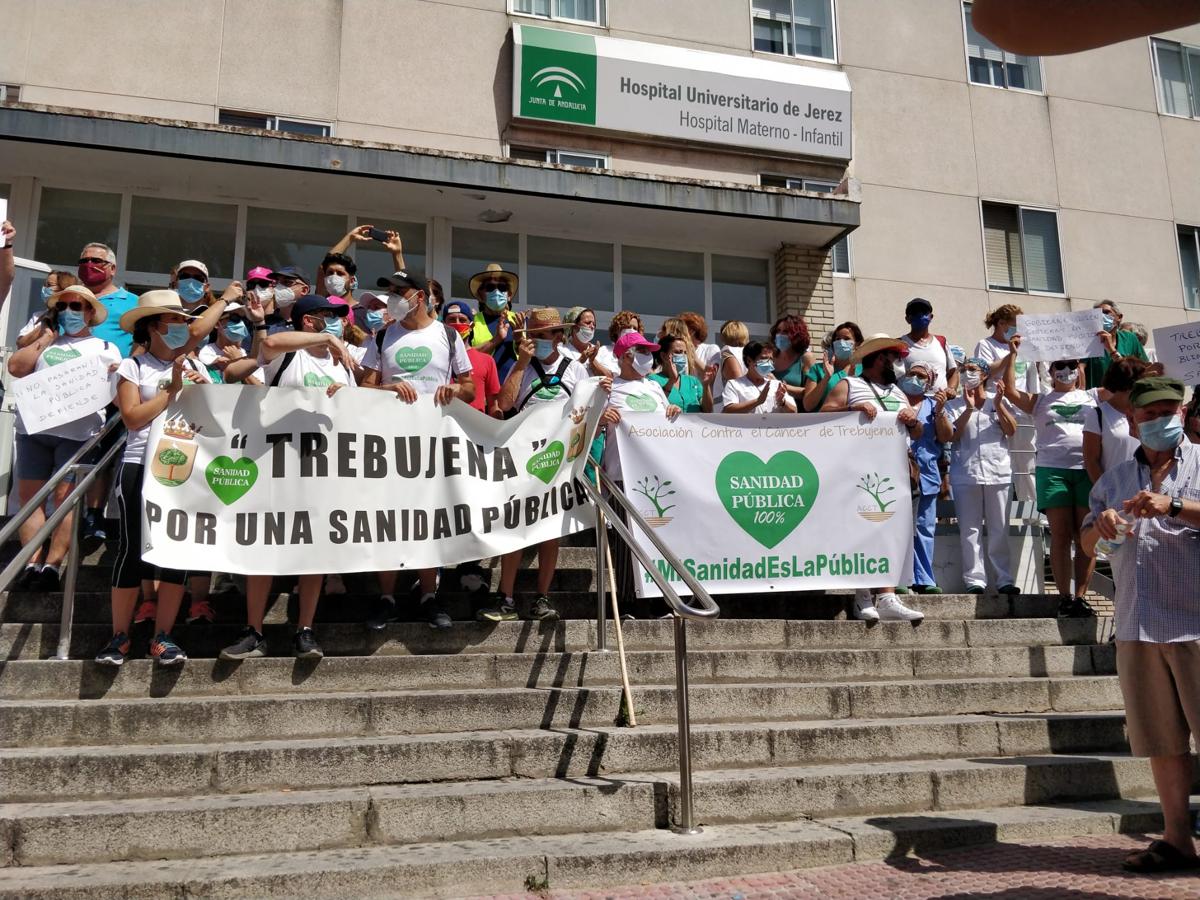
[112,462,187,590]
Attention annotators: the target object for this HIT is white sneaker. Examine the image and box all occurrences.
[876,593,924,622]
[853,590,880,622]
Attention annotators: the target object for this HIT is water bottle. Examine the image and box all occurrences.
[1094,521,1131,560]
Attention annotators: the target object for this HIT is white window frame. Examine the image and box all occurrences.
[217,109,335,138]
[508,0,607,28]
[749,0,839,65]
[507,144,610,169]
[961,1,1044,95]
[760,174,851,276]
[1150,37,1200,119]
[1177,224,1200,310]
[0,84,19,102]
[977,199,1067,297]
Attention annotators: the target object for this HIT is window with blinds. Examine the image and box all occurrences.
[752,0,837,62]
[1180,227,1200,310]
[963,2,1042,91]
[1153,38,1200,118]
[982,202,1063,294]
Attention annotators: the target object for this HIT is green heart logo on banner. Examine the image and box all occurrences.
[394,346,432,373]
[526,441,565,484]
[714,450,820,549]
[303,373,334,388]
[42,346,81,367]
[205,456,258,506]
[626,393,658,411]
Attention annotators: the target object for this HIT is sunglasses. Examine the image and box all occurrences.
[78,257,111,266]
[55,301,86,312]
[481,282,507,292]
[247,281,273,289]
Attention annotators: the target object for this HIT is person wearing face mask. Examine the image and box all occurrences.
[899,361,946,595]
[973,304,1038,396]
[7,285,122,592]
[16,270,81,348]
[769,314,816,406]
[1082,357,1151,486]
[270,265,310,303]
[1080,376,1200,875]
[803,321,863,412]
[196,300,256,384]
[559,307,601,370]
[467,263,524,382]
[899,297,959,396]
[938,358,1019,596]
[714,320,750,411]
[822,334,925,623]
[359,271,475,632]
[317,252,358,304]
[679,311,722,374]
[1002,339,1098,617]
[442,300,500,416]
[722,342,797,414]
[593,310,645,380]
[91,289,228,667]
[170,259,215,314]
[242,267,287,335]
[1084,300,1148,390]
[73,242,138,358]
[652,335,714,412]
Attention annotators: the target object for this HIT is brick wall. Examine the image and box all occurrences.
[774,243,835,337]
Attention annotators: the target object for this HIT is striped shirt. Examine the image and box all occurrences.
[1084,441,1200,642]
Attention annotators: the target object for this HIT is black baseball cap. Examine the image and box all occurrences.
[376,270,425,292]
[905,297,933,316]
[271,265,310,284]
[290,294,350,329]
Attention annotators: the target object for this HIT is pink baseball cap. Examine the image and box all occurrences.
[245,266,275,283]
[613,332,660,358]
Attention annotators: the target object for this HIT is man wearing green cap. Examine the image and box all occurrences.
[1083,375,1200,874]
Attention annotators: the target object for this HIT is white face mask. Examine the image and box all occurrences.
[387,293,415,321]
[253,285,274,302]
[273,284,296,307]
[962,371,982,389]
[324,274,347,297]
[1051,366,1078,386]
[576,326,595,343]
[630,352,655,376]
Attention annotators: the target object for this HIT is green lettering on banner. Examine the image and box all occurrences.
[42,346,82,367]
[205,456,259,506]
[714,450,820,549]
[394,346,433,373]
[518,25,598,125]
[303,373,335,388]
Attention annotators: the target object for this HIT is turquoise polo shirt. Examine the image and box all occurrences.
[91,288,138,357]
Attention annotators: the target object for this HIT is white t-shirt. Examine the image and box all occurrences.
[16,335,122,442]
[513,356,590,410]
[593,343,619,376]
[973,336,1040,396]
[845,376,909,413]
[900,334,956,392]
[605,376,670,481]
[117,353,212,464]
[1082,391,1138,474]
[18,313,44,340]
[259,348,354,390]
[1032,388,1095,470]
[942,396,1012,485]
[721,374,797,413]
[695,342,722,370]
[361,320,471,395]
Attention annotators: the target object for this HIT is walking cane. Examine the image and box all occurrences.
[604,539,637,727]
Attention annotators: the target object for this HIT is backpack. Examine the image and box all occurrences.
[373,323,467,377]
[516,356,573,411]
[268,351,353,387]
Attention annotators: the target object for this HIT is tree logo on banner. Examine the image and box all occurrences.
[714,451,819,549]
[632,475,676,528]
[206,456,258,505]
[856,472,897,522]
[150,416,199,487]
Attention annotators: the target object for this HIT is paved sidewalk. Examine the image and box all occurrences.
[471,833,1200,899]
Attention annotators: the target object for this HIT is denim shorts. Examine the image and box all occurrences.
[15,432,85,482]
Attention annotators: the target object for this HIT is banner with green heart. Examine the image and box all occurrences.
[394,346,433,373]
[205,456,258,506]
[714,450,820,549]
[526,440,564,484]
[42,346,81,367]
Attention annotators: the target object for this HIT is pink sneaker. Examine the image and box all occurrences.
[186,598,215,625]
[133,599,158,624]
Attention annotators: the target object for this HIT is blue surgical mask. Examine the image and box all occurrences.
[910,313,933,331]
[322,315,344,339]
[162,323,191,349]
[365,309,385,332]
[1139,414,1184,451]
[774,334,791,352]
[485,289,509,312]
[672,353,688,372]
[40,285,55,302]
[535,338,555,359]
[832,339,854,361]
[222,319,249,342]
[1102,314,1115,332]
[59,309,87,335]
[898,375,928,396]
[755,359,775,376]
[1004,325,1017,340]
[177,278,206,303]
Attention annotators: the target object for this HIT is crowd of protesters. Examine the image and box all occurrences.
[2,218,1198,665]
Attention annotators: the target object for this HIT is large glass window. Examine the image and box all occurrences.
[752,0,836,62]
[1153,38,1200,118]
[982,202,1063,294]
[34,188,122,266]
[244,207,347,274]
[963,2,1042,91]
[353,221,428,290]
[127,196,238,279]
[511,0,605,26]
[527,236,614,311]
[621,246,705,318]
[712,255,770,323]
[451,228,519,301]
[1180,227,1200,310]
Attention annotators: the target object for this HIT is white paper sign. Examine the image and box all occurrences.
[1016,310,1106,363]
[616,412,914,597]
[1152,322,1200,385]
[11,354,114,435]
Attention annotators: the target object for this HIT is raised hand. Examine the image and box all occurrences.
[221,281,245,303]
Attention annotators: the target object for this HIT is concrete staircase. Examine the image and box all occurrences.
[0,536,1189,897]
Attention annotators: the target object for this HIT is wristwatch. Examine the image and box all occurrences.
[1169,496,1184,517]
[254,324,269,332]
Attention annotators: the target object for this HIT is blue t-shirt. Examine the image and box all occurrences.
[912,396,943,496]
[90,288,138,358]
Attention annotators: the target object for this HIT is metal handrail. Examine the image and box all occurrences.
[580,469,721,835]
[0,416,126,659]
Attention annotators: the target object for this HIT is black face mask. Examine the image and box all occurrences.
[879,364,898,386]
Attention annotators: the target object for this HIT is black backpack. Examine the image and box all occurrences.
[517,356,573,411]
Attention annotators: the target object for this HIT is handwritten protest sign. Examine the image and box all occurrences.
[1016,309,1105,363]
[11,355,114,435]
[1153,322,1200,385]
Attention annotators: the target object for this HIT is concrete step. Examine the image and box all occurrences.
[0,589,1073,625]
[2,751,1173,868]
[0,616,1114,661]
[0,711,1130,801]
[0,795,1186,898]
[0,644,1118,701]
